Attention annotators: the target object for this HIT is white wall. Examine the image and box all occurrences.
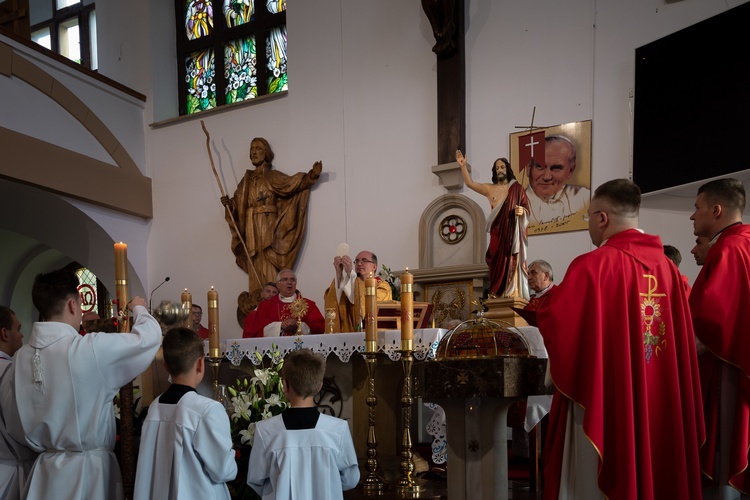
[4,0,748,337]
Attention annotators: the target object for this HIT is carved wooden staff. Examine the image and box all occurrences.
[200,120,259,288]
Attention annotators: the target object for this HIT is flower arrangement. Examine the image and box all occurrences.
[378,264,401,301]
[228,350,289,447]
[226,348,289,499]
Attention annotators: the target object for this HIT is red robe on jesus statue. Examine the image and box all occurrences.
[486,180,529,297]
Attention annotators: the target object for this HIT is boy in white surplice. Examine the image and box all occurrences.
[134,327,237,499]
[247,349,359,499]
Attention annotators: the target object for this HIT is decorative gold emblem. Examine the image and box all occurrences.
[288,297,309,334]
[640,274,667,363]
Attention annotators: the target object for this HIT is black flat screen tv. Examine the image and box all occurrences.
[633,1,750,194]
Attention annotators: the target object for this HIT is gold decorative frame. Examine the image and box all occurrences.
[424,280,473,328]
[509,120,592,236]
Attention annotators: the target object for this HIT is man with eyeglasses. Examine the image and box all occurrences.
[323,251,392,333]
[536,179,704,499]
[246,269,324,337]
[191,304,210,340]
[524,135,590,227]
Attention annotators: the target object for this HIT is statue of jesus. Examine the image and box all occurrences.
[456,150,530,299]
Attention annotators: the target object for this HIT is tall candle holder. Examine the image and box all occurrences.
[361,351,386,493]
[394,348,424,497]
[362,274,385,493]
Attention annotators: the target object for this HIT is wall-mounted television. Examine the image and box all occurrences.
[633,2,750,194]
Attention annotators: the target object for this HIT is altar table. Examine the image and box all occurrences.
[198,329,447,459]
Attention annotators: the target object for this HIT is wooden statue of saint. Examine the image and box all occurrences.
[221,138,322,302]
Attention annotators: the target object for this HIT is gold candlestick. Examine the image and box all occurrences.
[207,287,221,388]
[181,288,193,329]
[361,352,386,493]
[394,349,424,497]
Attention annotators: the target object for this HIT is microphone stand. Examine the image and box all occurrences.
[149,277,170,313]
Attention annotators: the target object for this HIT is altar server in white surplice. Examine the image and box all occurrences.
[0,306,38,500]
[7,268,161,500]
[135,327,237,499]
[247,349,359,499]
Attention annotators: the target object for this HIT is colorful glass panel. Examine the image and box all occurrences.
[76,268,99,315]
[225,37,257,104]
[266,25,287,94]
[265,0,285,14]
[185,0,214,40]
[224,0,254,27]
[185,48,217,114]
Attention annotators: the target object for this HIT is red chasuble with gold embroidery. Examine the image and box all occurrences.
[247,293,325,337]
[690,223,750,492]
[537,229,704,500]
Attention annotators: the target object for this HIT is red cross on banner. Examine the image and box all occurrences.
[518,131,546,177]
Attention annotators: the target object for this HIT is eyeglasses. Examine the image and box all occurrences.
[354,258,374,265]
[278,277,297,283]
[582,210,603,222]
[193,311,203,316]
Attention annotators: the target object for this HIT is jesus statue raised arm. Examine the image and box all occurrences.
[456,150,530,299]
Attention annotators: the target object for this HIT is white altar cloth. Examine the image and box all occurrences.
[206,329,446,365]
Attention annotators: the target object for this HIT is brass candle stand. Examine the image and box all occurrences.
[394,347,424,497]
[361,348,386,493]
[208,345,222,390]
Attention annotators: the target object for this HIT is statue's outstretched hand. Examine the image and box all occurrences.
[455,150,466,168]
[220,195,230,207]
[514,205,526,216]
[311,161,323,178]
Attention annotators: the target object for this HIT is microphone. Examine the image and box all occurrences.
[149,277,170,313]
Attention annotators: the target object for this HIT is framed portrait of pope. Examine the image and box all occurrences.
[509,120,592,236]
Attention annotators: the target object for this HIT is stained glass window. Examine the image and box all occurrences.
[224,37,256,104]
[266,25,287,94]
[224,0,254,27]
[76,268,99,315]
[185,0,213,40]
[177,0,287,115]
[185,48,217,113]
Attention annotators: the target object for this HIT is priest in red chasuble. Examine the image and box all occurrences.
[456,150,530,298]
[537,179,704,500]
[689,178,750,497]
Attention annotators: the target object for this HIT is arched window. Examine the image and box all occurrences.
[175,0,287,115]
